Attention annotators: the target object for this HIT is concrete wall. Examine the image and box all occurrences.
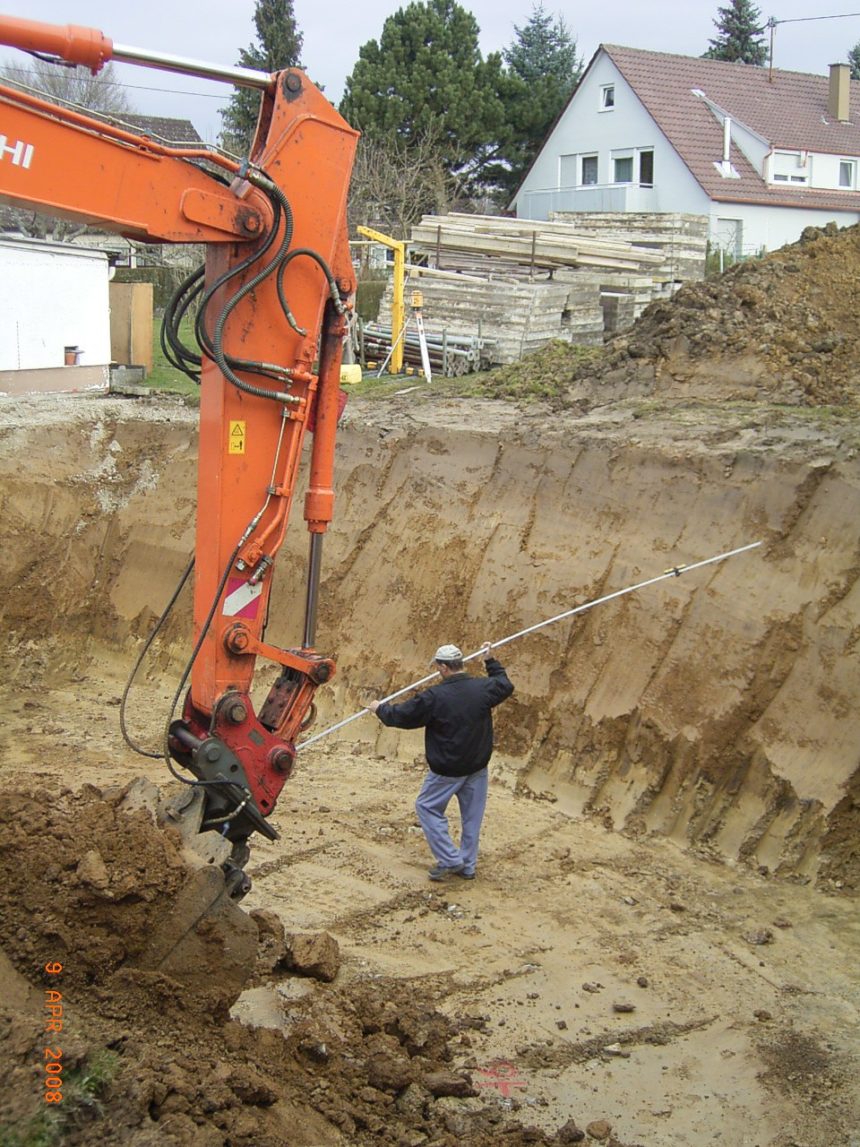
[708,202,860,258]
[0,237,111,377]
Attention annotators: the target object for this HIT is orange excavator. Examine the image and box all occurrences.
[0,16,357,899]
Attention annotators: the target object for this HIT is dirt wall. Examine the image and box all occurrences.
[0,392,856,888]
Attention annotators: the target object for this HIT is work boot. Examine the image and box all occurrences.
[428,863,464,882]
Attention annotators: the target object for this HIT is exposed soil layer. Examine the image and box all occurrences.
[1,222,860,1145]
[607,222,860,407]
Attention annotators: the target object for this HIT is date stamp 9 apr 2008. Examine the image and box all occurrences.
[43,961,65,1105]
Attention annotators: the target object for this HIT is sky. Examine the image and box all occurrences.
[3,1,860,141]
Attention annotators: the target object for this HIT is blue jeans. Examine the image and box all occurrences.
[415,767,489,874]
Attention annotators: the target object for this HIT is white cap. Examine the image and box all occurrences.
[432,644,462,664]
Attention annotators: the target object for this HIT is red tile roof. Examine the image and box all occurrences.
[603,45,860,210]
[122,114,203,145]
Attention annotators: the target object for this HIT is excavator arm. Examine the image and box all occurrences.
[0,16,358,893]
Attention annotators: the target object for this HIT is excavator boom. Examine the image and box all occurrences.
[0,15,358,893]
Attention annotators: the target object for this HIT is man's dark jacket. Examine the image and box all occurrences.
[375,657,514,777]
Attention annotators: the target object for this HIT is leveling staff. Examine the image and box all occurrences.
[369,642,514,882]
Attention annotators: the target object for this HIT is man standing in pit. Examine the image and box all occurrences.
[369,642,514,882]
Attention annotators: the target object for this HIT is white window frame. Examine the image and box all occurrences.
[559,153,578,188]
[638,149,654,186]
[612,152,634,183]
[771,150,808,185]
[600,84,615,111]
[839,159,856,189]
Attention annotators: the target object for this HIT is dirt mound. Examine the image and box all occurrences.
[609,222,860,406]
[0,785,617,1146]
[485,221,860,409]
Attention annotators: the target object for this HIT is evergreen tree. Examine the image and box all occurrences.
[339,0,506,189]
[496,4,582,197]
[505,3,580,86]
[849,41,860,81]
[219,0,303,155]
[703,0,768,65]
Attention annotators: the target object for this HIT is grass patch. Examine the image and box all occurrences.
[144,315,200,399]
[476,341,604,400]
[0,1049,121,1147]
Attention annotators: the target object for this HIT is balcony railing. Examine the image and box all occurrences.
[519,182,657,221]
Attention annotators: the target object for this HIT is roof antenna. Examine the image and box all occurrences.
[767,15,777,82]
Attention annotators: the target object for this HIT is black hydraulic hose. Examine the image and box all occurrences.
[120,554,195,759]
[162,268,205,380]
[160,537,249,800]
[194,179,287,367]
[275,246,344,338]
[209,183,301,402]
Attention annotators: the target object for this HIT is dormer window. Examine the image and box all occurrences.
[839,160,856,188]
[771,150,808,185]
[600,84,615,111]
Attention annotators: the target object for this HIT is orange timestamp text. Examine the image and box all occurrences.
[43,961,64,1103]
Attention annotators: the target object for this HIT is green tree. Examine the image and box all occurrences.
[219,0,303,155]
[495,4,582,198]
[703,0,768,65]
[849,41,860,81]
[339,0,507,189]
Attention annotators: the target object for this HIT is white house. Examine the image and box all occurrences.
[0,237,111,393]
[511,45,860,257]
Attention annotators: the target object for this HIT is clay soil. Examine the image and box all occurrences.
[1,223,859,1147]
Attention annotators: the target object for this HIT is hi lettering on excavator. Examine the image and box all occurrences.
[0,16,358,898]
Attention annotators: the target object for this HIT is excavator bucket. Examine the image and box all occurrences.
[120,781,260,1010]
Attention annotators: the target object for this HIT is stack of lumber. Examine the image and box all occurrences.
[549,211,708,283]
[410,212,666,275]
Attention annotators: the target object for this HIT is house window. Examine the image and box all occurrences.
[581,155,598,185]
[559,153,577,187]
[839,160,855,188]
[613,155,633,183]
[771,150,808,185]
[639,150,654,186]
[600,84,615,111]
[715,218,743,260]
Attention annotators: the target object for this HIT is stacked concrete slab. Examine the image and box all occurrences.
[377,266,602,366]
[370,212,708,369]
[549,211,709,285]
[410,213,668,276]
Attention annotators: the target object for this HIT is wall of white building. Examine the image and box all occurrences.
[709,201,860,258]
[0,238,111,372]
[514,54,710,222]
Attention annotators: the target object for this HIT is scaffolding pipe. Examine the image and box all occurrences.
[297,540,763,752]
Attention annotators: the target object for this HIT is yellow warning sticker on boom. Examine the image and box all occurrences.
[229,421,246,455]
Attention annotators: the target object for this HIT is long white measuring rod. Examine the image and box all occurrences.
[297,540,763,752]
